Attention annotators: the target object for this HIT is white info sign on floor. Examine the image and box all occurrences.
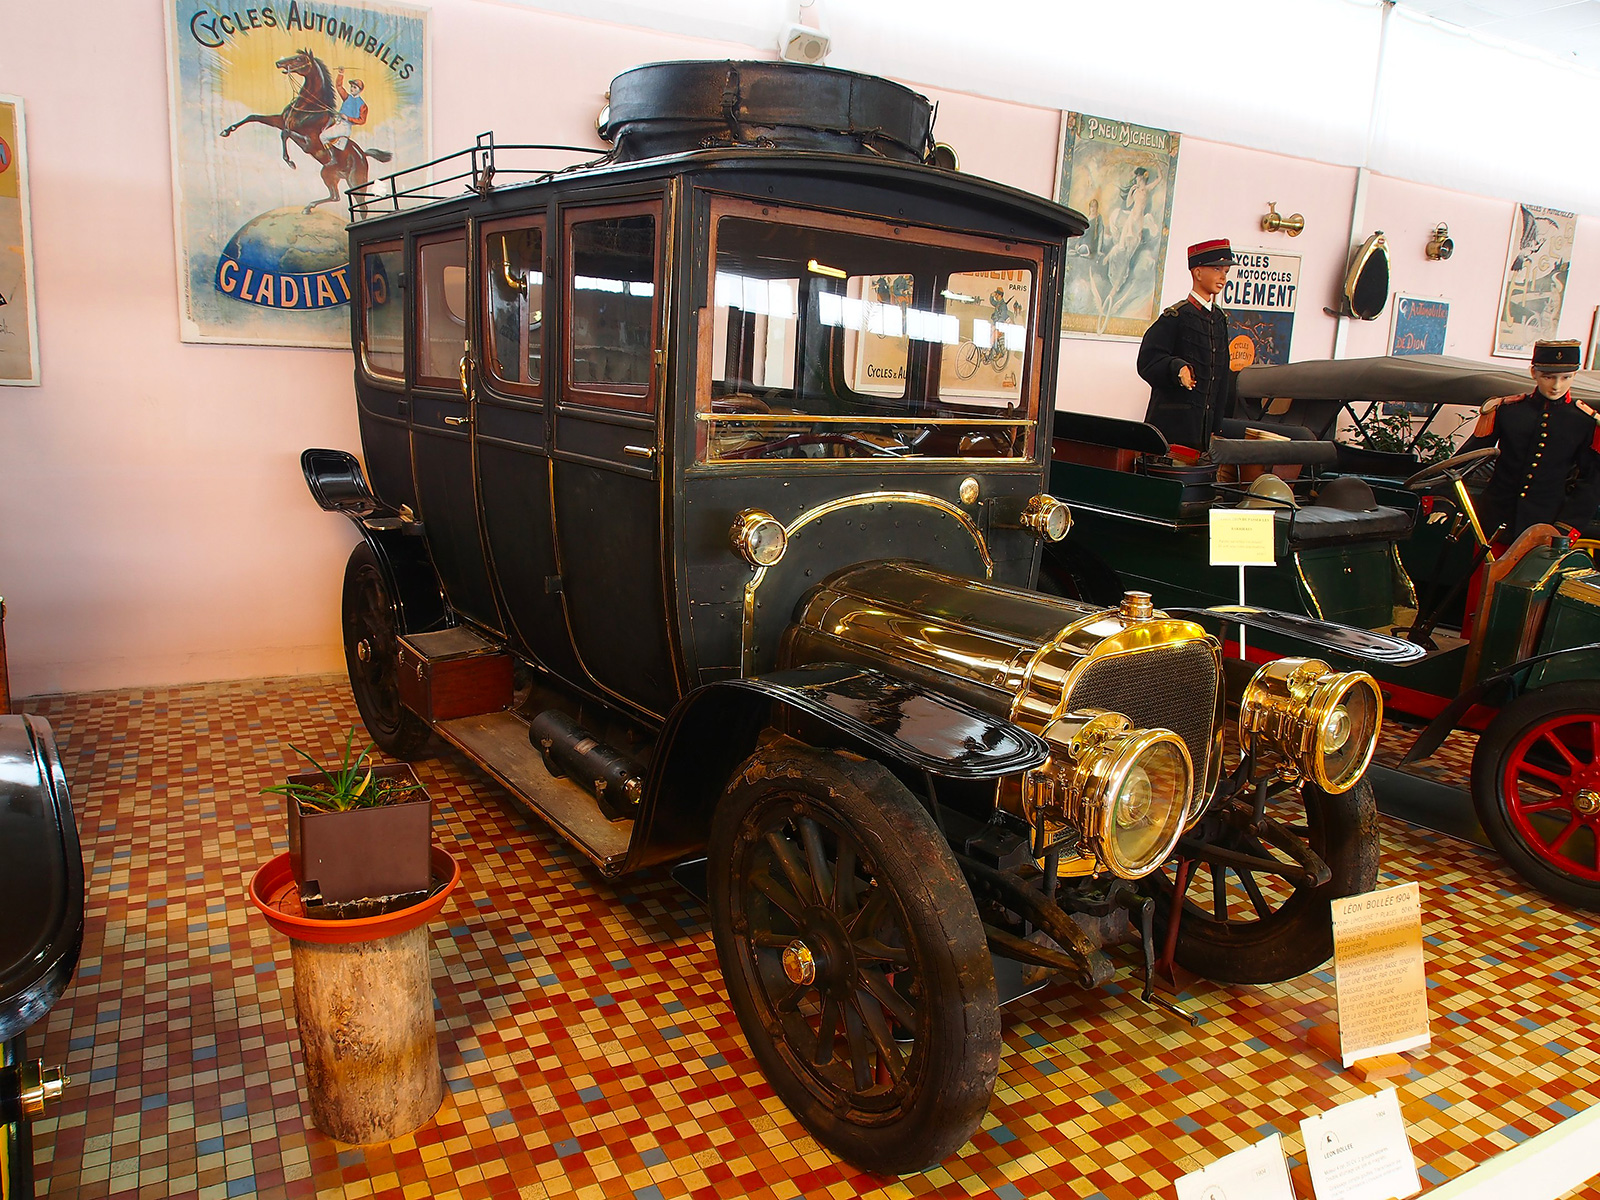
[1174,1131,1295,1200]
[1300,1087,1421,1200]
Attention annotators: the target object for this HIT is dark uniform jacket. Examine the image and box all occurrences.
[1137,296,1235,451]
[1460,389,1600,541]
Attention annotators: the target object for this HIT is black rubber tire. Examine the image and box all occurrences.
[708,740,999,1175]
[1471,683,1600,912]
[1149,779,1380,984]
[341,543,433,761]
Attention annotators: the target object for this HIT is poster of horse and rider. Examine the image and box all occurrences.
[165,1,428,346]
[1054,111,1180,341]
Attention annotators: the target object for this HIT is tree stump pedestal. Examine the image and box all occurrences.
[250,848,460,1144]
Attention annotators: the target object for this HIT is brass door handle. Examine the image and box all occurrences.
[623,444,655,460]
[444,415,470,426]
[458,353,471,400]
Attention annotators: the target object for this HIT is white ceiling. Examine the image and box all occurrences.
[1401,0,1600,69]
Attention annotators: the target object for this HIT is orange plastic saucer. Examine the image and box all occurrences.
[249,846,460,945]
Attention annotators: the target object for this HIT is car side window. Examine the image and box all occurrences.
[565,207,659,412]
[482,220,544,396]
[359,241,404,380]
[417,233,467,388]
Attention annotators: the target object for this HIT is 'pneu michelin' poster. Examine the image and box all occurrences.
[165,1,429,346]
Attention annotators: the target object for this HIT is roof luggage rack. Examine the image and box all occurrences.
[347,131,610,221]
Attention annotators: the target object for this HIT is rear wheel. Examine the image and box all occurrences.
[1149,779,1379,983]
[708,740,998,1174]
[1472,683,1600,912]
[341,543,432,761]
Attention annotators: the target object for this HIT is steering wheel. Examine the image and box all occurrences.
[723,432,912,460]
[1404,446,1499,493]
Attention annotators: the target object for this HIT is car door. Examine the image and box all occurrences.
[550,197,680,718]
[472,210,585,679]
[409,224,504,634]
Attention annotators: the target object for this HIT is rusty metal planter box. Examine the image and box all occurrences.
[285,764,431,903]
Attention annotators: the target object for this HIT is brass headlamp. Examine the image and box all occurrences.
[1025,710,1193,879]
[1237,658,1381,793]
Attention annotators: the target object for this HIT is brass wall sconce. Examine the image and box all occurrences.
[1261,201,1305,237]
[1425,223,1454,261]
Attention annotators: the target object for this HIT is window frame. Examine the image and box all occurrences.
[414,229,469,392]
[479,215,548,401]
[695,192,1048,468]
[357,238,405,384]
[562,200,664,415]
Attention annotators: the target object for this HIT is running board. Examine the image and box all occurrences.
[435,711,633,874]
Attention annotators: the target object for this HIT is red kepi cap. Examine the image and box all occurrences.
[1187,239,1236,269]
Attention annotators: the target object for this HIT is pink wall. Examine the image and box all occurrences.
[1,0,1594,696]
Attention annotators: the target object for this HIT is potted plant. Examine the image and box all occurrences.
[267,730,432,905]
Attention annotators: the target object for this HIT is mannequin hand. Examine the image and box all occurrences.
[1178,365,1196,390]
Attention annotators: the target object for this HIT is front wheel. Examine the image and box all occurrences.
[708,740,999,1174]
[1148,779,1379,983]
[1472,683,1600,911]
[955,340,981,381]
[341,543,433,761]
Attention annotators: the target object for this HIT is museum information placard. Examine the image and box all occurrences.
[1174,1132,1295,1200]
[1301,1088,1421,1200]
[1330,882,1430,1067]
[1209,509,1275,567]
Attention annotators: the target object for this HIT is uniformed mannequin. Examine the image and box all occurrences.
[1460,338,1600,541]
[1138,238,1237,452]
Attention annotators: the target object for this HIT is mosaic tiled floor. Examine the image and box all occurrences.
[16,675,1600,1200]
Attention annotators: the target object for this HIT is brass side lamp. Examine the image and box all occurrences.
[1425,223,1454,260]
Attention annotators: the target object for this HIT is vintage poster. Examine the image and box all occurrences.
[1223,249,1299,369]
[1494,202,1575,360]
[1054,112,1180,340]
[1390,294,1449,357]
[0,95,41,386]
[850,270,1030,403]
[165,1,430,347]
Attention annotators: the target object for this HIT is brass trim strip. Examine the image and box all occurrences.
[1292,551,1326,621]
[1391,543,1418,610]
[698,414,1028,426]
[740,490,994,675]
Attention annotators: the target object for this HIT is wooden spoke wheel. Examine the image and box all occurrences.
[708,741,997,1174]
[1149,779,1379,984]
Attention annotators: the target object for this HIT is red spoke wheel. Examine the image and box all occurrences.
[708,740,997,1174]
[342,543,433,761]
[1473,683,1600,911]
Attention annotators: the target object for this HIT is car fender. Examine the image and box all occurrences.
[1401,641,1600,765]
[627,663,1049,869]
[301,447,447,634]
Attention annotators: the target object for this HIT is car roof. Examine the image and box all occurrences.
[1237,353,1600,405]
[349,145,1087,241]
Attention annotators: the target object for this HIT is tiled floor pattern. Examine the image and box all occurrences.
[18,675,1600,1200]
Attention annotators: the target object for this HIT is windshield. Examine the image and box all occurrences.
[698,200,1042,464]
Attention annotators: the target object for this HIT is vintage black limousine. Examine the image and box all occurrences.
[302,61,1391,1173]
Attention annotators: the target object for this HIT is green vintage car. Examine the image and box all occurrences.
[1045,357,1600,912]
